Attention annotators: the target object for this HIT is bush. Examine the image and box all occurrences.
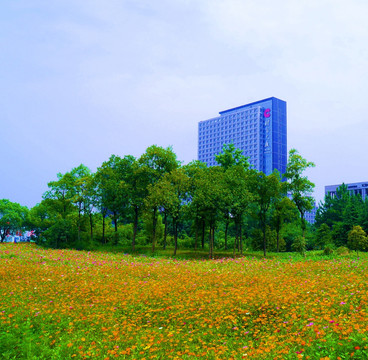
[178,234,195,249]
[323,244,334,255]
[292,236,306,255]
[336,246,350,255]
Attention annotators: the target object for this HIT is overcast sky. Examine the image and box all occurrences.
[2,0,368,208]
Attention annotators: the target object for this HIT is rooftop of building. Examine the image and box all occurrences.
[219,97,285,115]
[325,181,368,189]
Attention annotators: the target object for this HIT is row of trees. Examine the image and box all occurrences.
[315,184,368,253]
[1,145,316,257]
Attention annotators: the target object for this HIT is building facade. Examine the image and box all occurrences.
[325,181,368,201]
[198,97,287,175]
[305,202,318,225]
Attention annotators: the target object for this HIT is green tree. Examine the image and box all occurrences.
[43,171,77,218]
[224,166,254,255]
[27,200,58,242]
[252,172,282,257]
[0,199,28,242]
[139,145,180,253]
[348,225,368,257]
[191,166,224,259]
[284,149,315,238]
[216,144,252,253]
[69,164,91,243]
[315,184,363,247]
[149,168,190,255]
[215,143,250,170]
[184,161,208,250]
[271,196,297,252]
[292,235,306,256]
[95,155,131,245]
[315,223,332,249]
[126,160,151,251]
[81,173,100,243]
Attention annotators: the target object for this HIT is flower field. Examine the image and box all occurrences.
[1,244,368,359]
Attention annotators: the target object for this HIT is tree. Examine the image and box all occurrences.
[69,164,91,242]
[184,161,208,250]
[126,160,151,251]
[252,172,282,257]
[43,172,77,218]
[224,166,254,255]
[216,144,252,253]
[148,168,190,255]
[315,184,365,248]
[27,200,58,243]
[81,173,100,243]
[139,145,180,253]
[215,143,250,170]
[271,196,297,252]
[348,225,368,257]
[315,223,332,249]
[284,149,315,238]
[95,155,132,245]
[191,166,224,259]
[0,199,28,242]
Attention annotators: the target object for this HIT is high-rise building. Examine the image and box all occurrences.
[198,97,287,175]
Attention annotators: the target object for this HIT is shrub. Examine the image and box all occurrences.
[348,225,368,255]
[323,244,334,255]
[336,246,350,255]
[292,236,306,255]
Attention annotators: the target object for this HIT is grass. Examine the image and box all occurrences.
[1,243,368,359]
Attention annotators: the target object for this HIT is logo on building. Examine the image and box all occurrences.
[264,109,271,118]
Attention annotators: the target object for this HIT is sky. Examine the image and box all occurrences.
[2,0,368,208]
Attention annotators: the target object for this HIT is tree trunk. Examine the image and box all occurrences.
[173,218,178,256]
[238,223,241,253]
[194,219,198,250]
[89,213,93,242]
[263,225,267,258]
[78,205,81,242]
[301,212,306,238]
[114,211,118,245]
[152,208,158,253]
[201,219,205,249]
[163,211,167,250]
[276,230,280,253]
[209,225,213,259]
[240,222,243,255]
[102,213,106,244]
[224,221,228,250]
[233,222,237,257]
[210,224,215,259]
[132,206,138,252]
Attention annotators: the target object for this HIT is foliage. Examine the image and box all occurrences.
[252,171,282,256]
[315,223,332,249]
[0,199,28,242]
[336,246,350,256]
[348,225,368,255]
[284,149,315,237]
[215,143,250,169]
[2,145,320,255]
[292,235,306,256]
[323,244,334,255]
[315,184,368,251]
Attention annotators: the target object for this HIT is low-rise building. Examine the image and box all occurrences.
[325,181,368,200]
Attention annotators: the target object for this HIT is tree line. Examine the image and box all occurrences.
[315,184,368,255]
[1,144,317,257]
